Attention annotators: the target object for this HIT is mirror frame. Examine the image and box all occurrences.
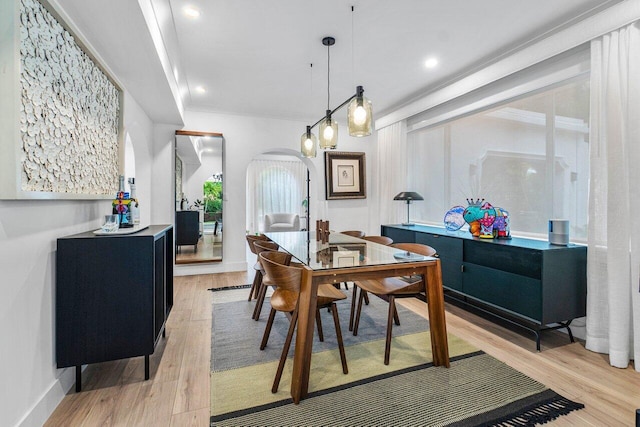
[174,129,224,264]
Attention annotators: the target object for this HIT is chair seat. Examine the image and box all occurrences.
[318,283,348,301]
[356,276,423,295]
[270,289,298,312]
[270,284,346,312]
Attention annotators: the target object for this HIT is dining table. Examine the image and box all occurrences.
[265,230,450,404]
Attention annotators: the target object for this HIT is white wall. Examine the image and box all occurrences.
[151,124,177,227]
[169,110,377,275]
[0,91,156,427]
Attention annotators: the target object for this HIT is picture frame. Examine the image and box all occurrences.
[0,0,123,199]
[324,151,366,200]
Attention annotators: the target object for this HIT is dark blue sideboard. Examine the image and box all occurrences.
[381,224,587,350]
[56,225,174,391]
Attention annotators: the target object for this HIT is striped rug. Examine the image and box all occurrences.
[210,289,584,426]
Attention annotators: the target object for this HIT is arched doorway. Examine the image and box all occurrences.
[245,149,319,262]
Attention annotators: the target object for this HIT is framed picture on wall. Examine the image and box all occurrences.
[324,151,366,200]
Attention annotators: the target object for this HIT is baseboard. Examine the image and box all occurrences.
[174,260,247,276]
[15,366,77,427]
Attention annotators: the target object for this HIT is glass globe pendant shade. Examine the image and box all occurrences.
[319,111,338,149]
[347,87,373,137]
[300,127,317,158]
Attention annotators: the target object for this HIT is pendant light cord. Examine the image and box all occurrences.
[326,41,331,111]
[351,5,355,88]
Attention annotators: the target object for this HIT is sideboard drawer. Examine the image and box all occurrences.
[463,240,541,279]
[462,263,542,322]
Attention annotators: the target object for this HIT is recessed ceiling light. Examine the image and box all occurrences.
[184,7,200,18]
[195,86,206,94]
[424,57,439,69]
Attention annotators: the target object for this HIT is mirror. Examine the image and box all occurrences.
[174,130,224,264]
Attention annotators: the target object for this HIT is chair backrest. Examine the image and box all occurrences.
[259,251,301,295]
[246,234,270,254]
[253,240,280,255]
[363,235,394,245]
[391,243,437,257]
[341,230,365,238]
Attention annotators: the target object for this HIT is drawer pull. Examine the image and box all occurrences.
[460,265,465,273]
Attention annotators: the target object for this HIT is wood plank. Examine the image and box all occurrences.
[44,271,640,427]
[172,319,211,413]
[126,380,178,426]
[170,408,210,427]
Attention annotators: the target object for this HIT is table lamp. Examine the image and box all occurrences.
[393,191,424,226]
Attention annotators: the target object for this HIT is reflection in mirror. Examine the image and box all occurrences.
[175,130,223,264]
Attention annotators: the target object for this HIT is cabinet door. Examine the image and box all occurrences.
[416,233,463,291]
[154,235,166,344]
[381,226,415,243]
[462,263,542,322]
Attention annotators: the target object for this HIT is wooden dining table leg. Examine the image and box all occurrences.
[424,259,450,367]
[290,267,318,404]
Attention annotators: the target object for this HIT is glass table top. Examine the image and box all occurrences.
[264,231,435,271]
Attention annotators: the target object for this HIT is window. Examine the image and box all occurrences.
[408,78,589,241]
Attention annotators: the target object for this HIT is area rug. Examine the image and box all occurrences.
[212,288,431,371]
[210,289,584,426]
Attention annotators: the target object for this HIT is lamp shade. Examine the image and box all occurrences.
[300,127,317,158]
[319,113,338,149]
[393,192,424,201]
[347,86,373,137]
[394,191,423,226]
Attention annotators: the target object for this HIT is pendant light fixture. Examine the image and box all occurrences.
[300,125,317,158]
[318,37,338,149]
[347,85,372,136]
[299,33,373,157]
[301,63,317,158]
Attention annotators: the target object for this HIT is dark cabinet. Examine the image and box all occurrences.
[415,233,463,291]
[381,224,587,349]
[56,225,174,391]
[175,210,200,250]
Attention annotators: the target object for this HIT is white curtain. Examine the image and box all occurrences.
[376,121,408,225]
[246,159,307,233]
[586,22,640,370]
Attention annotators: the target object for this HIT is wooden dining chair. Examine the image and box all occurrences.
[245,234,271,301]
[251,240,281,320]
[259,251,348,393]
[341,230,365,238]
[352,242,437,365]
[347,235,394,331]
[362,235,393,245]
[334,230,367,291]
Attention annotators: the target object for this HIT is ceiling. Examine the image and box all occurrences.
[167,0,619,124]
[52,0,621,126]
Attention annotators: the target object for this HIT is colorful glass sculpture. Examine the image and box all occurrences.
[461,198,511,239]
[443,206,466,231]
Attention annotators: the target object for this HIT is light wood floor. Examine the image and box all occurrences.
[45,271,640,426]
[175,233,222,264]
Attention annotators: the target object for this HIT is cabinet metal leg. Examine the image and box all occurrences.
[144,355,150,380]
[75,365,82,392]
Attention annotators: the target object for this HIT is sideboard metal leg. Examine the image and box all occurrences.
[144,355,150,380]
[75,365,82,392]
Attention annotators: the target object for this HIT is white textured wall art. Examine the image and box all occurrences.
[19,0,121,195]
